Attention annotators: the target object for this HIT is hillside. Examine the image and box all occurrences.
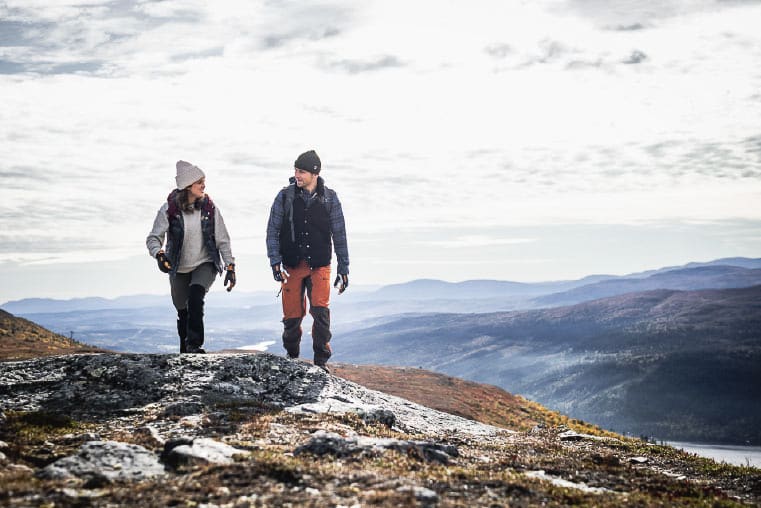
[0,309,104,361]
[333,363,616,437]
[1,353,759,506]
[334,285,761,444]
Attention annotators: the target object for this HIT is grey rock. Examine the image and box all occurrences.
[357,408,396,427]
[163,437,245,467]
[558,430,606,442]
[294,430,459,464]
[6,463,34,474]
[397,485,439,503]
[38,441,165,482]
[134,425,165,447]
[162,437,195,456]
[164,401,205,417]
[60,433,101,445]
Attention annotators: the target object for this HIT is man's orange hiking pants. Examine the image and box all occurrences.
[280,260,332,365]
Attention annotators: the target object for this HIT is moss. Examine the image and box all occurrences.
[2,411,82,443]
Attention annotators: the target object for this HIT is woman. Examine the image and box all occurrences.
[146,160,236,353]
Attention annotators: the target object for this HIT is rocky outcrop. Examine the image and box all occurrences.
[1,352,759,506]
[1,352,496,489]
[0,353,502,437]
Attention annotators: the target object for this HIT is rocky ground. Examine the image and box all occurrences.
[1,352,760,507]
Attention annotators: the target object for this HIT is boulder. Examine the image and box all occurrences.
[294,430,459,464]
[162,437,245,467]
[38,441,165,483]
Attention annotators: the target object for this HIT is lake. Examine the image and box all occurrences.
[667,441,761,468]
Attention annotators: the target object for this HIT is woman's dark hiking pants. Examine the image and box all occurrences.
[170,262,215,353]
[186,284,205,350]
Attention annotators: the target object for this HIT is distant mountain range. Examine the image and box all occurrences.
[4,257,760,315]
[334,284,761,444]
[2,256,761,444]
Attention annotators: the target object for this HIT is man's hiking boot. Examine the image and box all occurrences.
[315,363,330,374]
[187,346,206,354]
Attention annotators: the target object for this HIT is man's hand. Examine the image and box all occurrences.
[156,251,171,273]
[334,274,349,294]
[224,263,236,292]
[272,264,290,282]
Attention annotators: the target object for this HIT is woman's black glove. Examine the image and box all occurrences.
[224,263,236,292]
[334,274,349,294]
[156,251,171,273]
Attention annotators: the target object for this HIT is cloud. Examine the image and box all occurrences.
[133,0,206,21]
[564,0,725,26]
[0,235,104,256]
[169,47,224,62]
[0,57,109,75]
[0,168,53,189]
[0,1,233,77]
[420,236,537,248]
[0,60,25,74]
[0,20,51,46]
[484,43,513,59]
[622,50,647,64]
[261,27,341,49]
[607,23,647,31]
[324,54,405,74]
[743,135,761,159]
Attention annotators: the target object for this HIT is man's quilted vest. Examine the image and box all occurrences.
[279,181,332,269]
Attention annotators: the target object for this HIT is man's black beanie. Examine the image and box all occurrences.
[295,150,321,174]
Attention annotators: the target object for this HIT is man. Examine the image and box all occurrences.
[266,149,349,373]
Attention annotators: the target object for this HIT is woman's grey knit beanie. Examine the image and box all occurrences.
[175,160,205,189]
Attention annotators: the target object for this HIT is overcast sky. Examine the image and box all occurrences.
[2,0,761,302]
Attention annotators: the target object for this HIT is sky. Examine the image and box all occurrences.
[1,0,761,303]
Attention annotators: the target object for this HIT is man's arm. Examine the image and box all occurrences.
[329,190,349,275]
[266,190,285,267]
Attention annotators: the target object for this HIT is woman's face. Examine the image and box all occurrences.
[188,177,206,200]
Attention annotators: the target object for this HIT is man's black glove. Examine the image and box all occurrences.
[224,263,236,292]
[156,251,171,273]
[334,274,349,294]
[272,264,290,282]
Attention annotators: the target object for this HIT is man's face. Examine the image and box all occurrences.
[294,168,316,188]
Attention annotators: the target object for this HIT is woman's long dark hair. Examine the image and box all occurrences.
[174,188,203,213]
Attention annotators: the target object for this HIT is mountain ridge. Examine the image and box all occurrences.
[334,284,761,444]
[534,265,761,307]
[5,256,760,313]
